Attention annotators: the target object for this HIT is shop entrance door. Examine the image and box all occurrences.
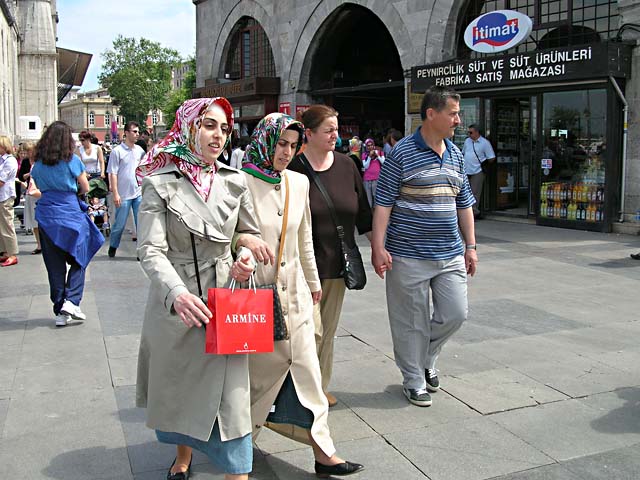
[487,97,534,215]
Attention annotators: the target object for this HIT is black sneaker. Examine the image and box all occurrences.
[108,247,117,258]
[403,387,432,407]
[425,368,440,392]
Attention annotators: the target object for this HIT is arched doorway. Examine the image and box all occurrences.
[305,4,404,143]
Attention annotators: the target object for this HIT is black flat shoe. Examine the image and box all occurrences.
[315,460,365,478]
[631,253,640,260]
[167,456,192,480]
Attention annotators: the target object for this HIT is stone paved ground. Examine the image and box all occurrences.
[1,219,639,479]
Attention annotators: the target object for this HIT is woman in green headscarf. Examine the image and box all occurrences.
[242,113,364,477]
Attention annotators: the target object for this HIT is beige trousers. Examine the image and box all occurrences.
[0,197,18,256]
[314,278,347,392]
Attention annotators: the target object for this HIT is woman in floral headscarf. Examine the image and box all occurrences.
[136,97,273,480]
[242,113,364,478]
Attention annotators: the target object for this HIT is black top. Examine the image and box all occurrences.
[288,151,372,279]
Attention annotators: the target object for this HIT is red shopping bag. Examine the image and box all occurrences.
[206,285,274,354]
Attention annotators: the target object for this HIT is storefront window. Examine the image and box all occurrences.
[540,89,606,222]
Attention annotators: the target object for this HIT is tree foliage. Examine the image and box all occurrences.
[99,36,181,127]
[162,57,197,129]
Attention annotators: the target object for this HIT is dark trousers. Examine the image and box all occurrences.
[39,228,86,315]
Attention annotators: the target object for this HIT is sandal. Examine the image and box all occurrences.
[31,248,42,255]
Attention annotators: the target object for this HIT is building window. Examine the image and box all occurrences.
[223,17,276,79]
[88,111,95,127]
[105,111,111,127]
[457,0,619,58]
[152,110,158,126]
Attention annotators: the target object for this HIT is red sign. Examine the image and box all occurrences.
[279,102,291,115]
[296,105,310,115]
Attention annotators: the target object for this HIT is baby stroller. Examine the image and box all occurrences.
[87,177,110,236]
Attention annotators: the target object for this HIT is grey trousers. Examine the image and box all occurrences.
[386,255,468,390]
[468,172,484,215]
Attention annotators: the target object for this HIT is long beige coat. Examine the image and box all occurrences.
[245,170,336,457]
[136,163,261,442]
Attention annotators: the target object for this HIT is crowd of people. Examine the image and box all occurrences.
[5,84,635,479]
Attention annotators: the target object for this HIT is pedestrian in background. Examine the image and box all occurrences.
[107,121,145,258]
[362,137,385,209]
[76,131,106,180]
[288,105,372,408]
[462,124,495,219]
[135,97,272,480]
[0,135,19,267]
[20,142,42,254]
[372,86,477,407]
[30,121,104,326]
[242,113,364,477]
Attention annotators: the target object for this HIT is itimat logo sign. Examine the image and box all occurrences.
[464,10,533,54]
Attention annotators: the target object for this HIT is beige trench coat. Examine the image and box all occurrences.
[136,163,261,442]
[245,170,336,457]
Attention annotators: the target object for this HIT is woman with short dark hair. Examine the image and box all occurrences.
[30,121,104,326]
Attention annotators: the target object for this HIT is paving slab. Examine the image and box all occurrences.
[330,355,478,435]
[444,366,568,414]
[109,355,138,387]
[490,463,582,479]
[3,387,122,438]
[561,443,640,480]
[490,398,640,461]
[385,416,555,480]
[0,398,8,435]
[463,335,637,397]
[105,333,141,359]
[0,424,131,480]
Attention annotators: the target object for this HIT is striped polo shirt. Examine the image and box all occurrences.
[375,127,475,261]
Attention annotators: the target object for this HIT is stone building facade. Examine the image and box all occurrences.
[0,0,57,142]
[194,0,640,232]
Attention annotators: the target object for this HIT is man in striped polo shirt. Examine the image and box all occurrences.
[372,86,478,407]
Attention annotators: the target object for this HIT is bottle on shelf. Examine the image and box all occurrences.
[541,199,548,217]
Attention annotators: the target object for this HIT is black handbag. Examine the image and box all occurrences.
[300,155,367,290]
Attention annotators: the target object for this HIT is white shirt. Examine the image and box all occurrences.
[462,136,495,175]
[107,142,145,200]
[0,154,18,202]
[230,148,244,170]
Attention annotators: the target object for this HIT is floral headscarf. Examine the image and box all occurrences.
[136,97,234,200]
[241,113,304,184]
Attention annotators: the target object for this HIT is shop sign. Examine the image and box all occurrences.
[411,43,631,92]
[279,102,291,115]
[464,10,532,54]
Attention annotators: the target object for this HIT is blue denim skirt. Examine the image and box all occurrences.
[266,372,314,429]
[156,421,252,474]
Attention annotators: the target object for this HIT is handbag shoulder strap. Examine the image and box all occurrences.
[299,154,345,241]
[190,232,203,299]
[274,173,289,282]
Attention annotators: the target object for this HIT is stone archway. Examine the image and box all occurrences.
[292,2,410,139]
[208,0,282,82]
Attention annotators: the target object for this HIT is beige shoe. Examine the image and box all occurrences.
[324,391,338,407]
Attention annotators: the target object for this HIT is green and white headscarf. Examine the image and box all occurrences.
[241,113,304,184]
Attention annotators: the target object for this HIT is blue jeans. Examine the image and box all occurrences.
[39,228,86,315]
[109,196,141,249]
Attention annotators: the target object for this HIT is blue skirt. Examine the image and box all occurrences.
[156,421,252,474]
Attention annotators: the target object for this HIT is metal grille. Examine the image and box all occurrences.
[457,0,619,58]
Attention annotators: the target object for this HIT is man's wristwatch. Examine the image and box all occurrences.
[466,244,477,250]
